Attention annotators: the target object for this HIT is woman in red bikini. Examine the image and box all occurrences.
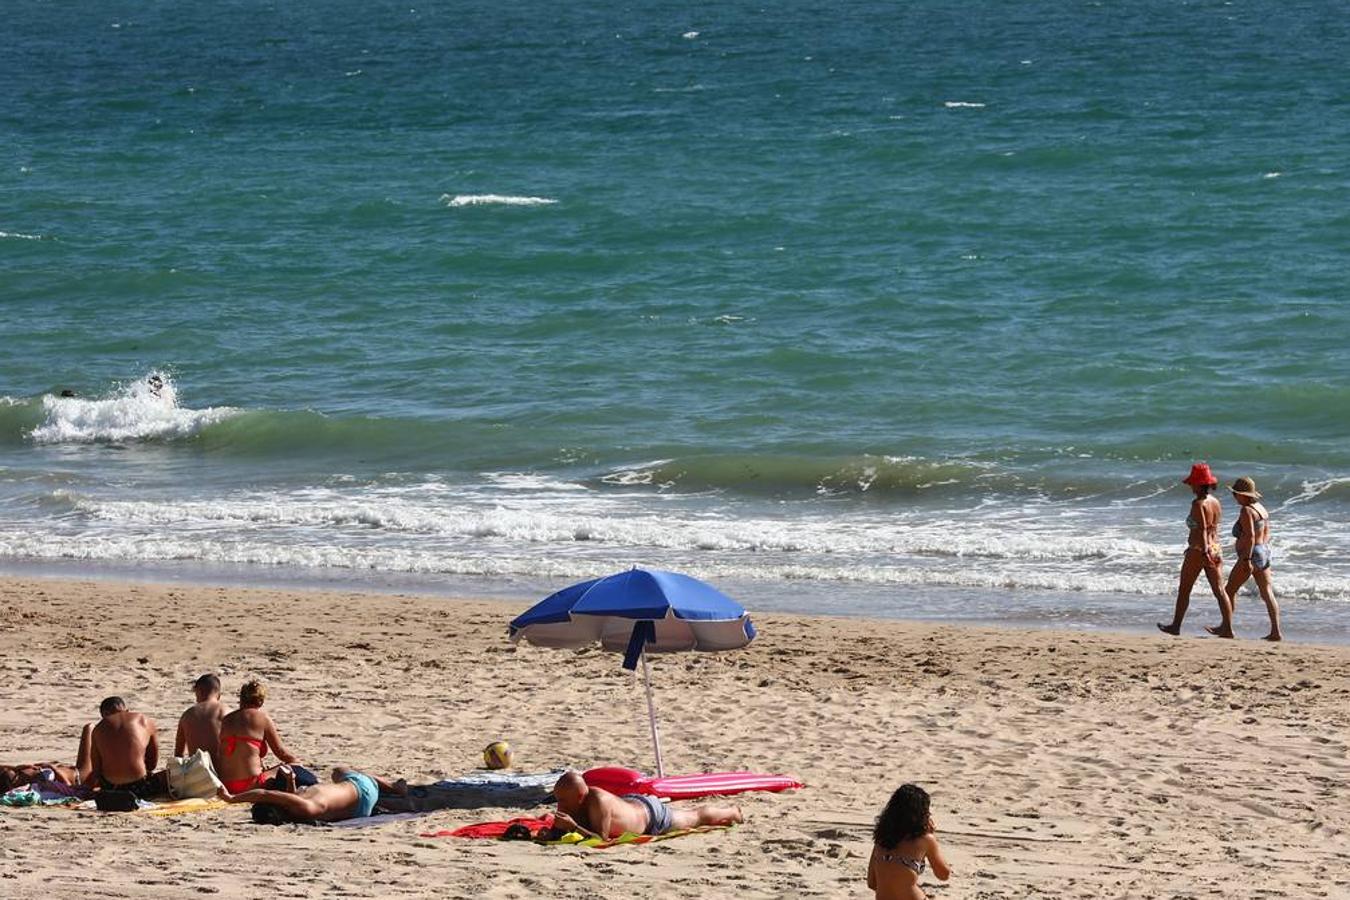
[1158,462,1235,638]
[217,679,300,794]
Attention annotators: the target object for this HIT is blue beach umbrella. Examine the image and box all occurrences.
[509,567,757,776]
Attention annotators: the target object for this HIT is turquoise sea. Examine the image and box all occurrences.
[3,1,1348,638]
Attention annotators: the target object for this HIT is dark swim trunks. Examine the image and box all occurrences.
[622,793,673,835]
[98,771,165,798]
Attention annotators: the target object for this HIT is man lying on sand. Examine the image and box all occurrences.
[90,696,165,797]
[551,771,743,839]
[219,766,406,824]
[175,673,225,767]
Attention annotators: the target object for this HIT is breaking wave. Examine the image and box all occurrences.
[21,374,238,444]
[440,194,558,208]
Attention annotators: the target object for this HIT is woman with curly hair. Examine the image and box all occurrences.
[868,783,950,899]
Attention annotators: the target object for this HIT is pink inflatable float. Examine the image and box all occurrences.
[583,766,803,801]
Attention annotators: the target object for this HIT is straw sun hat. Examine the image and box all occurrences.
[1230,476,1262,499]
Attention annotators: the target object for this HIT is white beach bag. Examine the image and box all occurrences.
[167,749,223,799]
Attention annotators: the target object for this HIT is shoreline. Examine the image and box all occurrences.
[4,557,1342,646]
[2,575,1349,898]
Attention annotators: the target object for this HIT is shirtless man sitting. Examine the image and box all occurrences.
[219,766,406,824]
[551,771,742,839]
[175,674,225,767]
[89,697,164,797]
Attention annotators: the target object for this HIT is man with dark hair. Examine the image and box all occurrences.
[89,696,164,798]
[175,674,225,768]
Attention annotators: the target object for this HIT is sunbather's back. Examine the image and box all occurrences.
[868,837,933,900]
[217,707,269,783]
[91,708,155,786]
[177,699,224,767]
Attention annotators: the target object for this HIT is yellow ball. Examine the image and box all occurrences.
[483,740,513,770]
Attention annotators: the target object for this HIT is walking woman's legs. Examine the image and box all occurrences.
[1225,559,1251,614]
[1160,551,1204,634]
[1201,560,1235,638]
[1252,567,1282,641]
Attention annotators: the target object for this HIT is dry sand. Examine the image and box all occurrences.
[1,575,1348,899]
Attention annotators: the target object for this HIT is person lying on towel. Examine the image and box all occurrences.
[0,761,82,792]
[551,771,742,839]
[219,765,407,824]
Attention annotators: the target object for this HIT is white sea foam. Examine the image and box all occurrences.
[26,374,238,444]
[60,487,1185,562]
[0,230,43,240]
[1280,477,1350,509]
[1,521,1347,605]
[944,101,986,109]
[440,194,558,208]
[6,472,1350,608]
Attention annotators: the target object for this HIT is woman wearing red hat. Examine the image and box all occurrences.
[1158,462,1235,638]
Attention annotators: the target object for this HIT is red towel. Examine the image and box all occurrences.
[422,813,555,839]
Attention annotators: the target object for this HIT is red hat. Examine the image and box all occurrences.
[1182,462,1218,486]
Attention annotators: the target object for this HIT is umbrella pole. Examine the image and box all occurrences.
[640,647,665,778]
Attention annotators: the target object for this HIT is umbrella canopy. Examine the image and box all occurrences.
[509,568,757,776]
[509,567,756,665]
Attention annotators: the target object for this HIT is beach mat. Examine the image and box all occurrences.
[554,825,731,850]
[374,770,561,814]
[423,814,555,840]
[1,784,87,808]
[69,797,229,816]
[326,810,440,829]
[421,815,731,849]
[136,797,229,817]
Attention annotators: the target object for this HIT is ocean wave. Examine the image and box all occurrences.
[60,488,1171,561]
[440,194,558,208]
[1278,477,1350,509]
[0,230,44,240]
[944,101,986,109]
[23,374,238,444]
[1,529,1347,604]
[595,454,1004,497]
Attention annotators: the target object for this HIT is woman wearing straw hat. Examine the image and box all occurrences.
[1224,476,1282,641]
[1158,462,1235,638]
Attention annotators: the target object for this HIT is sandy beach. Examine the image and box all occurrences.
[1,575,1348,899]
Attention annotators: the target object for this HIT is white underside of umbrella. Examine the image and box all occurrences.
[513,609,751,653]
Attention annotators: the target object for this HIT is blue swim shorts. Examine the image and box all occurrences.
[1250,543,1272,571]
[338,771,379,818]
